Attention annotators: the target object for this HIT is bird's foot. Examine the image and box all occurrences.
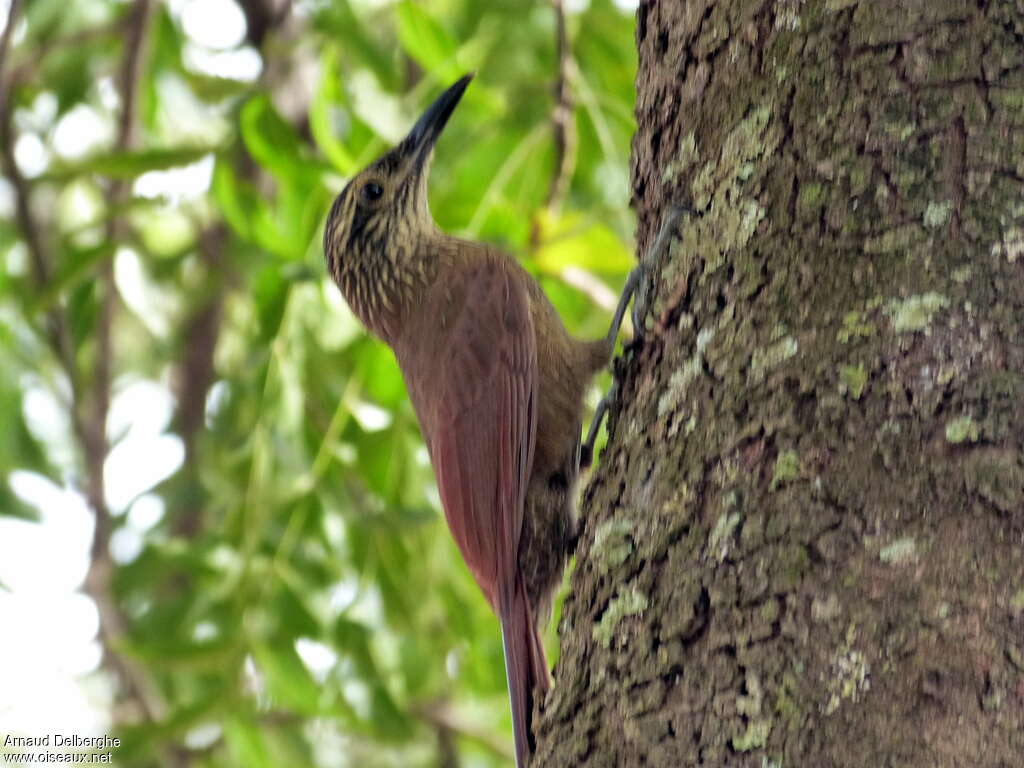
[584,204,691,467]
[630,203,691,342]
[579,377,619,470]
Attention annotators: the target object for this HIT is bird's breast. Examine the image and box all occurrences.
[339,251,432,343]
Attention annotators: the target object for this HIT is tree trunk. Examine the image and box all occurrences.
[535,1,1024,766]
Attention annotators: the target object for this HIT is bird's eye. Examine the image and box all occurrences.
[361,182,383,201]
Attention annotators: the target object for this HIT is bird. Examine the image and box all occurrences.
[323,73,663,767]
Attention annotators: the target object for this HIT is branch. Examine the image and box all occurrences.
[236,0,292,49]
[87,0,152,561]
[4,19,126,88]
[2,0,170,739]
[437,722,460,768]
[0,0,17,71]
[0,0,78,387]
[81,0,171,731]
[0,5,42,281]
[173,0,301,447]
[169,0,298,538]
[411,699,515,761]
[545,0,576,212]
[559,264,618,312]
[174,225,226,461]
[170,224,225,539]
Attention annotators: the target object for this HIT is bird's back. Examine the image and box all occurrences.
[395,238,603,477]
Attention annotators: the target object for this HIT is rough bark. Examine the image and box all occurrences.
[535,1,1024,766]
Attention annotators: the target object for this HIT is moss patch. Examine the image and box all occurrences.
[749,336,798,384]
[945,415,979,444]
[879,537,918,564]
[770,450,801,490]
[732,718,772,751]
[823,647,871,715]
[839,363,867,399]
[591,518,635,573]
[923,200,953,229]
[884,292,949,333]
[593,585,648,649]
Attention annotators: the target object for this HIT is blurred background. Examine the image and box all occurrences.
[0,0,637,765]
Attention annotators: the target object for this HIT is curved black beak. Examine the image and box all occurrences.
[405,73,473,160]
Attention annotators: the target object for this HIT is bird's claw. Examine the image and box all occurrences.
[580,377,620,470]
[631,203,690,341]
[584,203,691,466]
[630,262,652,341]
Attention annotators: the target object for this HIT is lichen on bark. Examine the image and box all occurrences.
[534,1,1024,766]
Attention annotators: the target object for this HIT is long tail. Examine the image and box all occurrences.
[500,579,550,768]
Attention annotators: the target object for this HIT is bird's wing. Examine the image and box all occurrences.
[398,257,537,612]
[396,255,540,767]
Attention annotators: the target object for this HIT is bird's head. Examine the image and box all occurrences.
[323,74,472,294]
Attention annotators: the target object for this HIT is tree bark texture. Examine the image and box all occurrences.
[535,1,1024,766]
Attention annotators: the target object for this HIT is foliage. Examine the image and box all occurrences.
[0,0,637,765]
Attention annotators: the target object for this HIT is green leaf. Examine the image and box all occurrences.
[354,429,402,499]
[254,266,290,343]
[310,47,360,176]
[396,2,462,83]
[142,7,185,131]
[45,147,216,180]
[22,0,69,42]
[253,640,322,714]
[0,483,42,522]
[370,684,410,740]
[212,155,260,240]
[67,279,98,348]
[355,342,406,408]
[182,71,255,102]
[315,0,399,90]
[273,582,322,638]
[0,376,55,490]
[263,725,318,767]
[31,242,114,313]
[240,95,306,179]
[533,209,634,273]
[45,48,95,118]
[334,617,376,677]
[224,715,272,768]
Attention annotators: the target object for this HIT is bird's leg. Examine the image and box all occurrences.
[580,204,689,469]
